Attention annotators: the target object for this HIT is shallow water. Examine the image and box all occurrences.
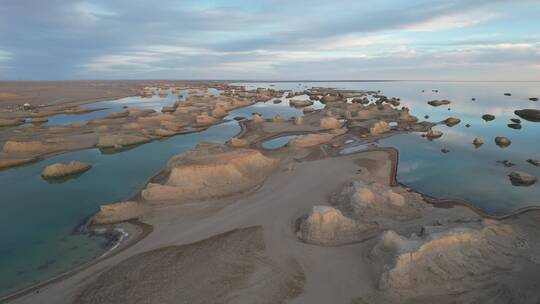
[261,135,300,149]
[44,90,184,126]
[1,81,539,295]
[241,81,540,215]
[226,94,324,120]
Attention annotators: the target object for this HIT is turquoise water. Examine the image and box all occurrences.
[261,135,299,149]
[0,96,321,296]
[0,121,239,295]
[1,81,539,296]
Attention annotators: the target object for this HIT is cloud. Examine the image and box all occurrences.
[404,11,500,32]
[0,0,539,79]
[0,50,10,62]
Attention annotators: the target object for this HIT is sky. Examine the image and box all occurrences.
[0,0,539,81]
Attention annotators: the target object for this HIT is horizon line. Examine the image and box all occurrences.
[1,79,540,83]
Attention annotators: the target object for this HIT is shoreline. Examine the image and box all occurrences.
[2,83,539,303]
[3,137,540,302]
[0,220,153,303]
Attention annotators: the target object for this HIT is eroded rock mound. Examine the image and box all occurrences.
[0,118,25,127]
[289,99,313,108]
[515,109,540,122]
[369,121,390,135]
[339,181,426,220]
[3,140,63,154]
[444,117,461,127]
[495,136,511,148]
[92,201,147,225]
[141,144,279,202]
[288,129,346,148]
[427,100,451,107]
[320,116,341,130]
[370,219,536,303]
[228,137,249,147]
[298,206,377,246]
[97,134,150,148]
[509,171,537,186]
[41,161,92,179]
[76,227,304,304]
[426,129,442,139]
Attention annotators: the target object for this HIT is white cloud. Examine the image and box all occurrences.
[405,12,500,32]
[0,49,11,62]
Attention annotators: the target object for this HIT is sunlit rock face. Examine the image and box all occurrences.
[370,219,536,302]
[320,116,341,130]
[141,144,279,203]
[92,201,147,225]
[288,129,346,148]
[338,181,425,220]
[369,120,390,135]
[41,160,92,178]
[298,206,377,246]
[3,140,64,154]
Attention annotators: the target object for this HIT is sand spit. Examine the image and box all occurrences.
[76,227,304,304]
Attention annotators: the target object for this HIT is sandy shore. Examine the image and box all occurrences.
[7,145,540,303]
[3,85,540,303]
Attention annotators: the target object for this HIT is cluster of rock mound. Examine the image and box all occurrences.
[297,169,540,303]
[93,144,280,224]
[0,85,282,169]
[368,218,537,302]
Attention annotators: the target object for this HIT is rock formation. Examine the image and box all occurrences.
[426,129,443,139]
[195,113,219,126]
[482,114,495,122]
[92,201,147,225]
[97,134,150,149]
[444,117,461,127]
[370,219,525,302]
[298,206,377,246]
[427,100,451,107]
[41,161,92,179]
[3,140,63,154]
[473,137,483,147]
[289,129,345,148]
[0,118,25,127]
[515,109,540,122]
[252,113,264,123]
[527,159,540,167]
[228,137,249,147]
[369,121,390,135]
[508,171,537,186]
[495,136,511,148]
[320,116,341,130]
[289,99,313,108]
[141,145,279,202]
